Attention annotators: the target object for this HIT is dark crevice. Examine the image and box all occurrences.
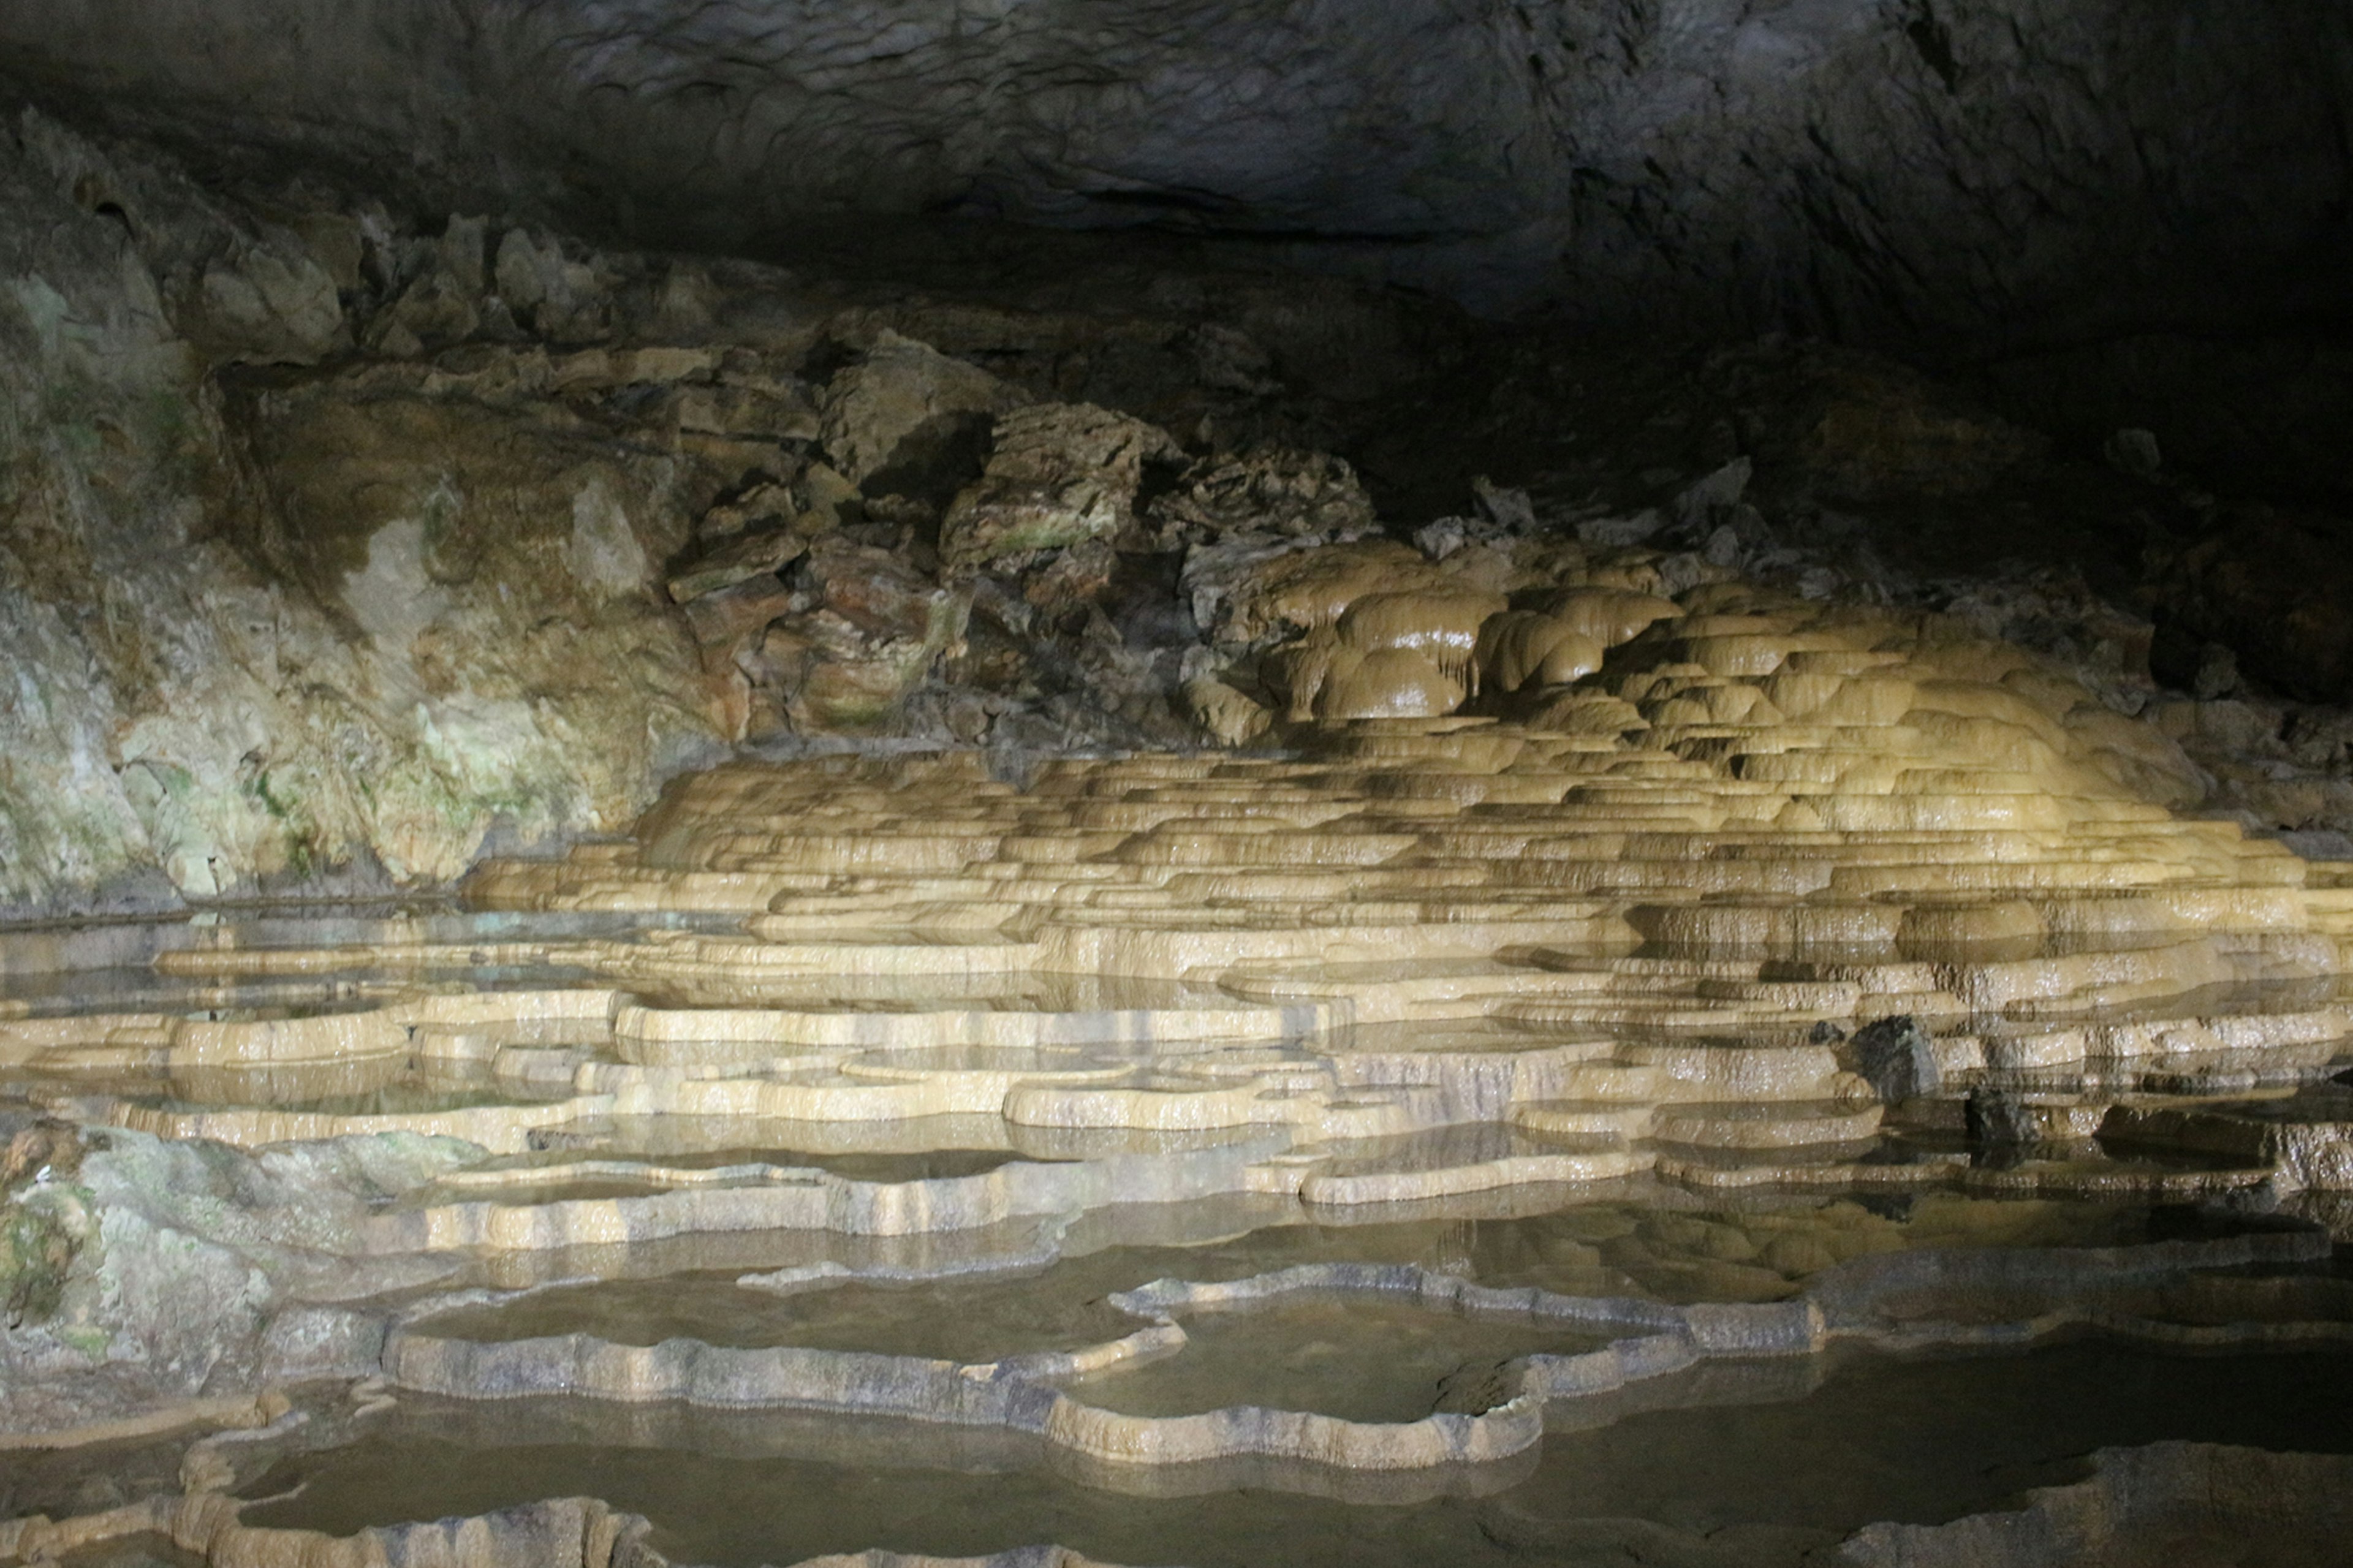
[1905,2,1961,93]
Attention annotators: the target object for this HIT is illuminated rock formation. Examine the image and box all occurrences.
[3,32,2351,1556]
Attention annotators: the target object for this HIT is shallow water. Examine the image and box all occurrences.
[404,1191,2262,1362]
[414,1259,1147,1362]
[1516,1342,2353,1536]
[124,1084,553,1117]
[12,816,2353,1568]
[238,1344,2353,1568]
[409,1224,1592,1362]
[1070,1297,1607,1422]
[411,1146,1040,1206]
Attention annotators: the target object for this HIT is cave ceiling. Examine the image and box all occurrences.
[4,0,2349,352]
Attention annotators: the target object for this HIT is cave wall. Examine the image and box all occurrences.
[5,2,2353,912]
[0,115,719,912]
[2,1,2346,346]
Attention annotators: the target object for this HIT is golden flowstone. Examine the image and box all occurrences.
[54,582,2346,1202]
[9,586,2353,1567]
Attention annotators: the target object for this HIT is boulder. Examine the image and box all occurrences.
[939,402,1181,572]
[1148,447,1376,545]
[665,527,807,604]
[816,330,1029,497]
[1846,1015,1942,1104]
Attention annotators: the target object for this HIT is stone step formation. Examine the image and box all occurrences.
[7,577,2353,1568]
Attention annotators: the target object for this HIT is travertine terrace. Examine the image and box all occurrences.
[436,575,2353,1185]
[10,557,2353,1567]
[85,569,2353,1194]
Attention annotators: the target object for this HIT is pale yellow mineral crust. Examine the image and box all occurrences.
[435,583,2353,1169]
[38,574,2348,1196]
[10,566,2353,1567]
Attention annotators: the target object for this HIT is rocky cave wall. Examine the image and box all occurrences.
[2,0,2347,347]
[0,116,725,910]
[3,3,2353,914]
[0,104,1463,914]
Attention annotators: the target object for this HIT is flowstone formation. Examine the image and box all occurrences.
[9,536,2353,1564]
[13,103,2353,920]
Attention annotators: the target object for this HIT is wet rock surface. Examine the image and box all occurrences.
[9,608,2353,1556]
[1847,1018,1941,1107]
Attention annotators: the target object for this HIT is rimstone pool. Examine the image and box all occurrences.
[9,592,2353,1567]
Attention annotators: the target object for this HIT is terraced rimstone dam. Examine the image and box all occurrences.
[10,567,2353,1568]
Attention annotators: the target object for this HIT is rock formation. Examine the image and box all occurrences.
[3,0,2347,349]
[2,17,2352,1566]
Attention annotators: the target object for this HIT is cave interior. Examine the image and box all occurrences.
[3,6,2353,1566]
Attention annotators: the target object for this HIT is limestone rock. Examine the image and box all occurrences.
[683,576,798,656]
[493,227,608,342]
[366,223,483,355]
[1148,446,1376,545]
[0,125,727,909]
[0,1130,471,1436]
[2102,1094,2353,1191]
[13,109,344,368]
[801,537,952,644]
[1182,676,1273,744]
[939,402,1182,574]
[259,1303,390,1383]
[817,330,1031,495]
[1188,538,1443,650]
[1790,360,2044,504]
[683,577,801,740]
[696,478,800,543]
[10,0,2341,355]
[191,234,346,365]
[1017,538,1120,621]
[775,538,972,732]
[2,1118,84,1192]
[223,369,721,879]
[1966,1090,2044,1148]
[665,527,807,604]
[1672,456,1753,528]
[674,379,820,444]
[1847,1015,1942,1104]
[794,461,864,532]
[2148,503,2353,705]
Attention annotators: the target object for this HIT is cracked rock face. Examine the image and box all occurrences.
[2,1,2347,346]
[0,116,762,911]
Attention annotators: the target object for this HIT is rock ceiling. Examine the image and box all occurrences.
[2,1,2348,341]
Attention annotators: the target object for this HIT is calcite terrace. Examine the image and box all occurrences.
[452,578,2353,1185]
[8,550,2353,1567]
